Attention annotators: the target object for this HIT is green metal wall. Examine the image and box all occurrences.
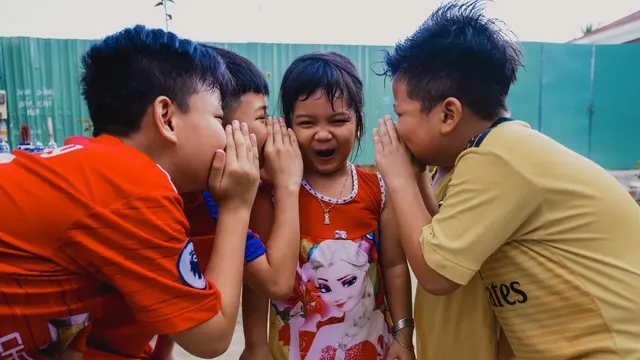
[507,42,640,170]
[0,37,95,145]
[0,38,638,169]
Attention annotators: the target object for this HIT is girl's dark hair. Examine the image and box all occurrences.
[279,52,365,159]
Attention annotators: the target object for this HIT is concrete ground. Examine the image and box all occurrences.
[172,170,639,359]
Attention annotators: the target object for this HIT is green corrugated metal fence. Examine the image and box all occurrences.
[0,37,638,169]
[0,37,95,145]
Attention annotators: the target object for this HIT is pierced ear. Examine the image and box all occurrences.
[153,96,178,144]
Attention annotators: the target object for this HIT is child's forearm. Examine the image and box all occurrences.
[263,187,299,276]
[242,284,271,349]
[379,204,414,346]
[383,261,414,345]
[384,263,413,320]
[205,206,250,325]
[245,187,300,298]
[417,170,439,216]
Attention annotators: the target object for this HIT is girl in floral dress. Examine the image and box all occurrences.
[240,52,415,360]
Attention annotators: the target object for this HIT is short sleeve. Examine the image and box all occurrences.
[420,149,542,285]
[200,191,265,263]
[244,230,266,263]
[58,193,221,335]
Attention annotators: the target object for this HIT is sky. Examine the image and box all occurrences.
[0,0,638,45]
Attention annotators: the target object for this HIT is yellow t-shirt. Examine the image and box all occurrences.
[421,120,640,359]
[415,168,500,360]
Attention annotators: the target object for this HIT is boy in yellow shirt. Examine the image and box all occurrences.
[374,1,640,359]
[415,165,503,360]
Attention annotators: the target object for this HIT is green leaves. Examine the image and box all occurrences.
[581,23,595,35]
[153,0,179,30]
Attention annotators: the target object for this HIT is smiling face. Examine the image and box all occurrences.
[291,90,356,175]
[315,259,367,313]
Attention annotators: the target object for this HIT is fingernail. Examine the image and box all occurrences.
[226,125,232,132]
[233,120,239,127]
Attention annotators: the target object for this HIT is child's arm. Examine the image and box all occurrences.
[239,285,273,360]
[168,123,259,358]
[243,118,302,299]
[380,195,416,359]
[417,168,439,216]
[243,182,300,299]
[240,185,285,359]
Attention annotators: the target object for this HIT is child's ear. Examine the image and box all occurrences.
[440,97,463,135]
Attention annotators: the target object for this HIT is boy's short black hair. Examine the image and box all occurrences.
[280,52,364,156]
[202,45,269,113]
[81,25,231,137]
[383,0,523,120]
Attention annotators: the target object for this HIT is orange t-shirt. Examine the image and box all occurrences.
[183,191,264,270]
[269,165,392,360]
[182,192,218,272]
[68,191,263,359]
[0,135,221,359]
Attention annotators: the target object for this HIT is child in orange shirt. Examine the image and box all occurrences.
[0,25,259,359]
[64,46,304,360]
